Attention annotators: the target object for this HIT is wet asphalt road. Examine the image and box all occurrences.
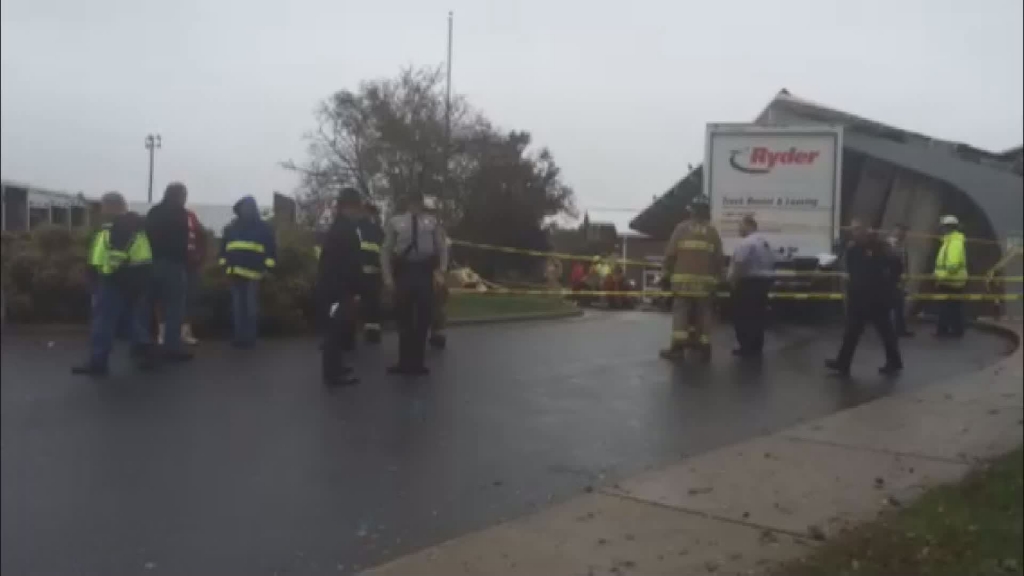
[0,312,1013,575]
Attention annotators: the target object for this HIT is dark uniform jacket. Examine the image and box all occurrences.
[316,213,363,302]
[145,201,190,264]
[843,236,900,305]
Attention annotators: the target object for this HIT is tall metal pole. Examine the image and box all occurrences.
[145,134,162,203]
[445,11,453,136]
[441,11,453,211]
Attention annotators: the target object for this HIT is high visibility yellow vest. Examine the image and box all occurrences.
[89,229,153,275]
[934,231,967,288]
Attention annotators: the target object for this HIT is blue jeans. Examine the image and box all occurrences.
[230,279,260,345]
[90,278,151,366]
[151,260,187,352]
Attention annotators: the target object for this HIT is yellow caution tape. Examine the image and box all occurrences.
[450,287,1022,301]
[450,239,1023,283]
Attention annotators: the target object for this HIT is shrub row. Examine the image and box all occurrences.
[0,225,322,336]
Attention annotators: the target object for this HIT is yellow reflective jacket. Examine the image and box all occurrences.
[934,231,967,288]
[89,228,153,275]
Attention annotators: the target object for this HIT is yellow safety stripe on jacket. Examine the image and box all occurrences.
[225,266,264,280]
[671,331,689,342]
[265,258,276,268]
[226,240,266,253]
[360,241,380,253]
[678,239,715,252]
[313,246,322,260]
[88,229,107,269]
[363,265,381,274]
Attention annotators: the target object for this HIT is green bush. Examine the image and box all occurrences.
[0,224,322,336]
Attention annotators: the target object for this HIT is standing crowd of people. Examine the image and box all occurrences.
[75,184,450,386]
[75,183,970,381]
[656,194,969,375]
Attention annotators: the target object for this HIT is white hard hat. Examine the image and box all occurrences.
[423,195,438,210]
[939,215,959,226]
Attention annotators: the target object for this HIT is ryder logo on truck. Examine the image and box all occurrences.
[728,146,821,175]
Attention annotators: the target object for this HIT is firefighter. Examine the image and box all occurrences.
[933,215,968,337]
[218,196,277,348]
[72,192,155,375]
[317,187,365,386]
[659,194,723,363]
[357,201,385,344]
[381,190,448,375]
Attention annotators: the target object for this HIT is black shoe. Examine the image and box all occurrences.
[878,364,903,375]
[164,350,194,362]
[388,364,430,376]
[898,331,915,338]
[825,359,850,376]
[429,334,447,350]
[659,347,685,361]
[71,362,109,376]
[324,373,359,386]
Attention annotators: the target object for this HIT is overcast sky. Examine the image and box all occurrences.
[2,0,1022,230]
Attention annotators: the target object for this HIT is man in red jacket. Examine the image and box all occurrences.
[182,208,205,344]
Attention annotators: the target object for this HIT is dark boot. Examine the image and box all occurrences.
[71,361,109,377]
[659,344,686,361]
[322,353,356,386]
[387,365,429,376]
[825,359,850,376]
[429,333,447,350]
[878,364,903,376]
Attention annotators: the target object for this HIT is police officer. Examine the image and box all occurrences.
[424,196,449,350]
[381,191,448,375]
[826,219,903,376]
[357,202,385,344]
[72,192,155,375]
[317,187,365,386]
[660,194,723,363]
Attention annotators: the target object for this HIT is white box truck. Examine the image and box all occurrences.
[703,124,844,316]
[704,123,843,260]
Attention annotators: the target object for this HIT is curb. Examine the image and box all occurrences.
[359,323,1023,576]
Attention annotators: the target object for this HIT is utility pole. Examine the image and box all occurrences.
[441,11,453,213]
[145,133,162,203]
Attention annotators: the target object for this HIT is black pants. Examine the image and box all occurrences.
[732,277,771,353]
[836,298,903,369]
[891,287,908,334]
[936,285,965,336]
[361,274,382,333]
[394,261,435,369]
[322,295,356,379]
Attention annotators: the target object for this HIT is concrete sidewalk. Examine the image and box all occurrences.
[361,322,1024,576]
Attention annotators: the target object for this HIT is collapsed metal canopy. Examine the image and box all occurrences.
[629,93,1023,244]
